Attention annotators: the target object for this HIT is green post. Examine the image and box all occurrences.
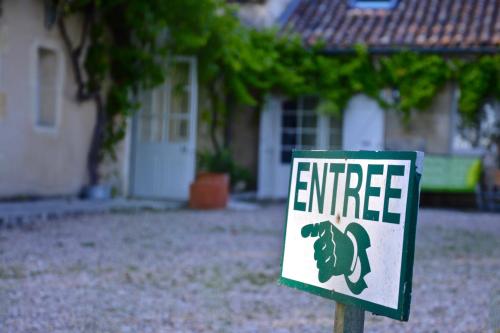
[334,302,364,333]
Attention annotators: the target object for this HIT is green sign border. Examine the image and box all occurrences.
[279,150,422,321]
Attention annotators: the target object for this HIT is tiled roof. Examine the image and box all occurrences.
[281,0,500,52]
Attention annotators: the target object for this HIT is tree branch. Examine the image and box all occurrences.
[75,7,91,56]
[57,6,106,185]
[57,11,96,102]
[209,84,221,154]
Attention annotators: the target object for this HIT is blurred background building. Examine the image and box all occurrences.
[0,0,498,209]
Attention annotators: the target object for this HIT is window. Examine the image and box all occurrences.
[279,97,343,163]
[138,61,191,143]
[349,0,398,9]
[139,85,166,142]
[168,63,190,142]
[280,97,318,163]
[35,46,60,130]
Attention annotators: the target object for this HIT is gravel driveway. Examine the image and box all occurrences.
[0,205,499,333]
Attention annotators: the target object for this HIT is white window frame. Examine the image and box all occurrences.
[137,56,195,144]
[279,96,338,164]
[0,50,4,123]
[167,57,194,144]
[280,97,319,164]
[31,40,64,134]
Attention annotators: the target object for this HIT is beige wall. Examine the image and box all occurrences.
[195,87,259,181]
[195,88,220,154]
[0,0,96,197]
[385,84,454,154]
[229,106,259,179]
[226,85,458,194]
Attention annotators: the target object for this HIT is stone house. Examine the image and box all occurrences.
[0,0,200,200]
[234,0,499,199]
[0,0,97,198]
[0,0,498,202]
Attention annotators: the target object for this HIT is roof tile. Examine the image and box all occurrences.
[282,0,500,51]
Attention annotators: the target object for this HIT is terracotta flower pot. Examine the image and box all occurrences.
[189,172,229,209]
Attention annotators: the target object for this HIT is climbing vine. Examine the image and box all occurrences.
[54,0,499,185]
[251,35,499,124]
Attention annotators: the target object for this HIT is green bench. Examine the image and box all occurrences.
[420,155,483,209]
[421,155,482,194]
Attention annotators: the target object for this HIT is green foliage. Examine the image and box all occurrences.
[217,27,498,129]
[61,0,499,164]
[198,149,234,174]
[60,0,221,161]
[379,52,452,119]
[198,149,254,188]
[457,55,500,124]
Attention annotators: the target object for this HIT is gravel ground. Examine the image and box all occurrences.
[0,206,499,333]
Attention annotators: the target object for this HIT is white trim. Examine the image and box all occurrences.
[163,70,171,142]
[169,56,198,149]
[257,95,282,199]
[30,39,64,135]
[122,116,133,197]
[258,95,338,199]
[187,56,198,157]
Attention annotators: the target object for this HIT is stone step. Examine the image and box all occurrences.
[0,199,183,228]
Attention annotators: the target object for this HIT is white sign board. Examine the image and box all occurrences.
[279,150,423,321]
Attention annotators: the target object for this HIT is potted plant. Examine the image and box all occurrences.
[189,150,234,209]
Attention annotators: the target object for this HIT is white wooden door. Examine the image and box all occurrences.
[131,58,198,199]
[342,94,384,151]
[257,96,342,199]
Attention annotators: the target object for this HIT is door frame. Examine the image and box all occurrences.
[128,56,198,199]
[257,95,333,199]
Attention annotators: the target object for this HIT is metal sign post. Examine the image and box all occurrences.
[279,150,424,328]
